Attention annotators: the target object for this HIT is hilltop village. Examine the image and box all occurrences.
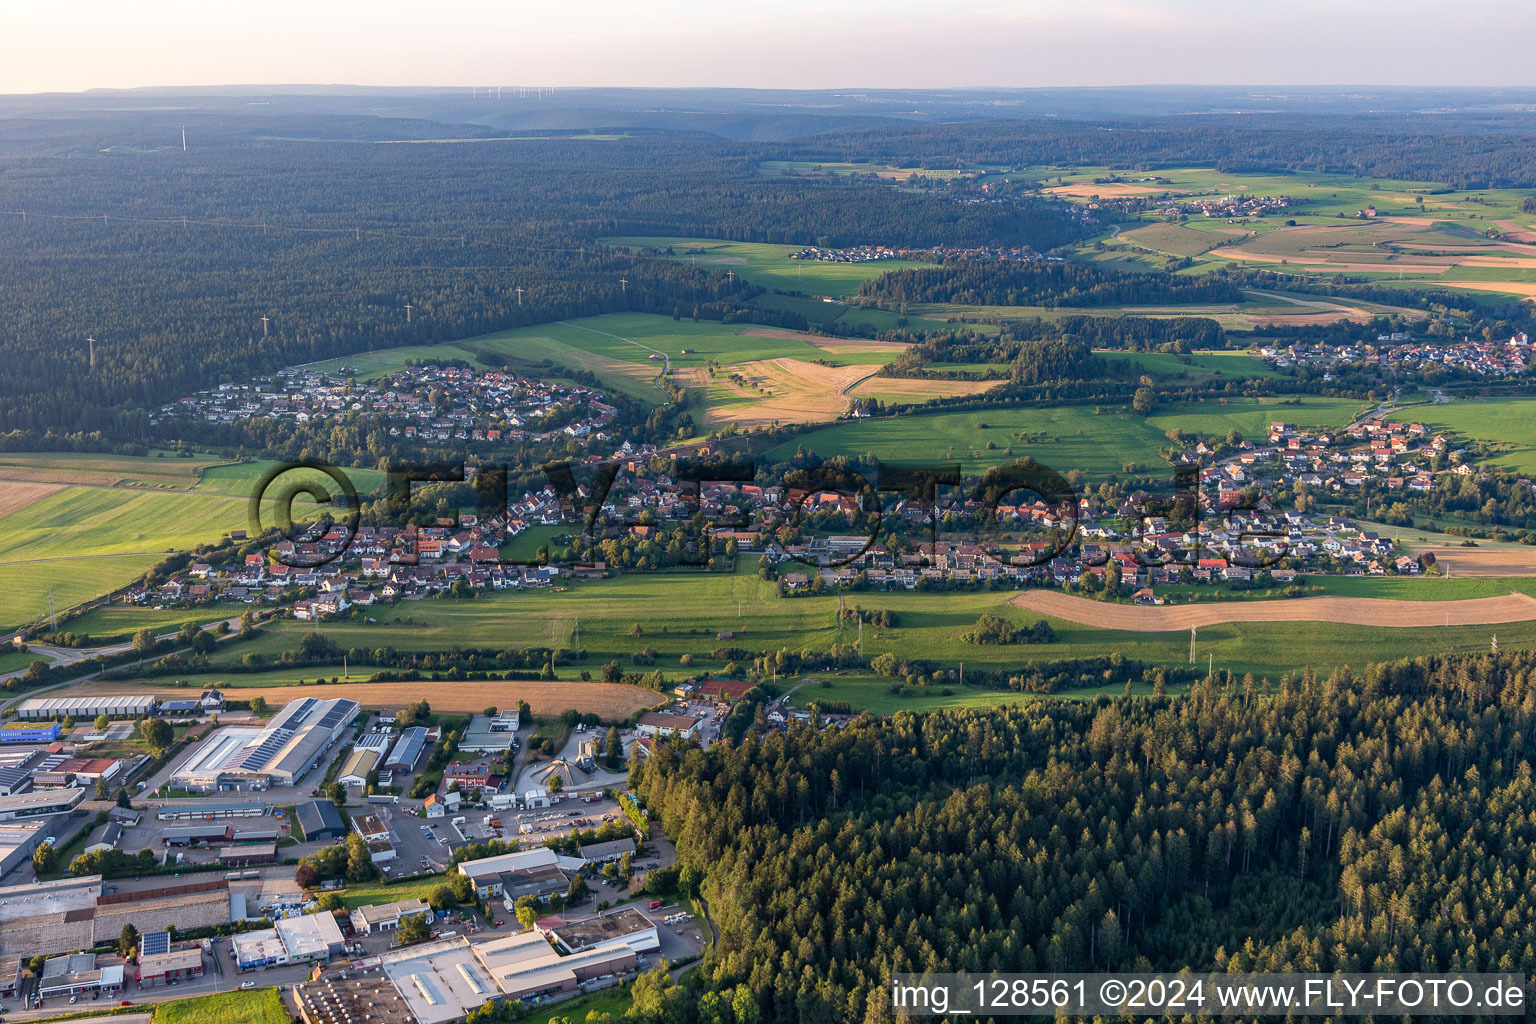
[156,365,619,446]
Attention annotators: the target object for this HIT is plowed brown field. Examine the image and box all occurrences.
[0,481,65,518]
[71,679,665,716]
[1010,589,1536,631]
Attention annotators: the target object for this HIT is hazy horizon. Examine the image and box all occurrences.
[6,0,1536,95]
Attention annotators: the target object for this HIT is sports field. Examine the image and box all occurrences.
[766,395,1365,476]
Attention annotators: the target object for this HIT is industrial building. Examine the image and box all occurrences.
[383,727,428,772]
[15,694,157,721]
[219,842,277,865]
[0,814,75,877]
[457,712,519,753]
[455,846,583,900]
[295,968,417,1024]
[38,953,124,999]
[0,721,60,744]
[578,837,636,864]
[232,912,346,970]
[544,908,659,955]
[156,800,268,820]
[295,799,347,841]
[336,747,380,787]
[0,787,84,820]
[137,931,205,987]
[634,711,700,738]
[349,898,431,935]
[171,697,359,791]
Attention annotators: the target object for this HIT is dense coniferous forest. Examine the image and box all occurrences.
[857,260,1245,307]
[631,651,1536,1023]
[0,135,1082,435]
[791,117,1536,189]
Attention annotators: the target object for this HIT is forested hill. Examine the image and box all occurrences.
[0,132,1083,436]
[788,116,1536,190]
[858,260,1244,308]
[632,652,1536,1023]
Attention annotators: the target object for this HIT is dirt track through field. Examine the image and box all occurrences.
[70,678,666,716]
[1010,589,1536,631]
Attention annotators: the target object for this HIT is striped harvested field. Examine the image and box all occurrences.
[71,678,666,717]
[1421,548,1536,577]
[1010,589,1536,631]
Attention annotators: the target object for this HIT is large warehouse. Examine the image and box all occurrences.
[172,697,359,791]
[15,695,156,721]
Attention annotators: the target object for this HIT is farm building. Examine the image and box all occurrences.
[295,799,347,841]
[16,695,156,721]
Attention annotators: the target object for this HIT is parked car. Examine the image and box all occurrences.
[240,982,256,990]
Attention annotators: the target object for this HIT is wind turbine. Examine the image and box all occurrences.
[181,125,187,152]
[260,316,270,338]
[404,304,414,323]
[87,337,95,369]
[515,287,524,306]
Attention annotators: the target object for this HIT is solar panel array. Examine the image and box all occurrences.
[315,701,353,732]
[140,930,171,956]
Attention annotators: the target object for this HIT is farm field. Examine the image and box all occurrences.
[1041,166,1536,305]
[192,460,388,499]
[76,675,666,718]
[766,395,1365,476]
[462,314,907,425]
[0,556,164,632]
[1412,398,1536,474]
[1099,349,1280,381]
[87,561,1536,708]
[0,484,256,632]
[0,451,230,489]
[56,602,248,642]
[1010,589,1536,630]
[603,236,936,297]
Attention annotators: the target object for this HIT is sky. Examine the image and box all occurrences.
[4,0,1535,94]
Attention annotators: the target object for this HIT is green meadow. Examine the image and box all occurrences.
[767,395,1365,476]
[103,560,1536,712]
[1415,398,1536,474]
[604,236,936,297]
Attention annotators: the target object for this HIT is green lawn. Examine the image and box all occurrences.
[0,649,45,674]
[56,603,249,642]
[333,873,448,909]
[152,987,288,1024]
[767,396,1365,477]
[604,236,936,297]
[524,987,631,1024]
[1100,349,1281,381]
